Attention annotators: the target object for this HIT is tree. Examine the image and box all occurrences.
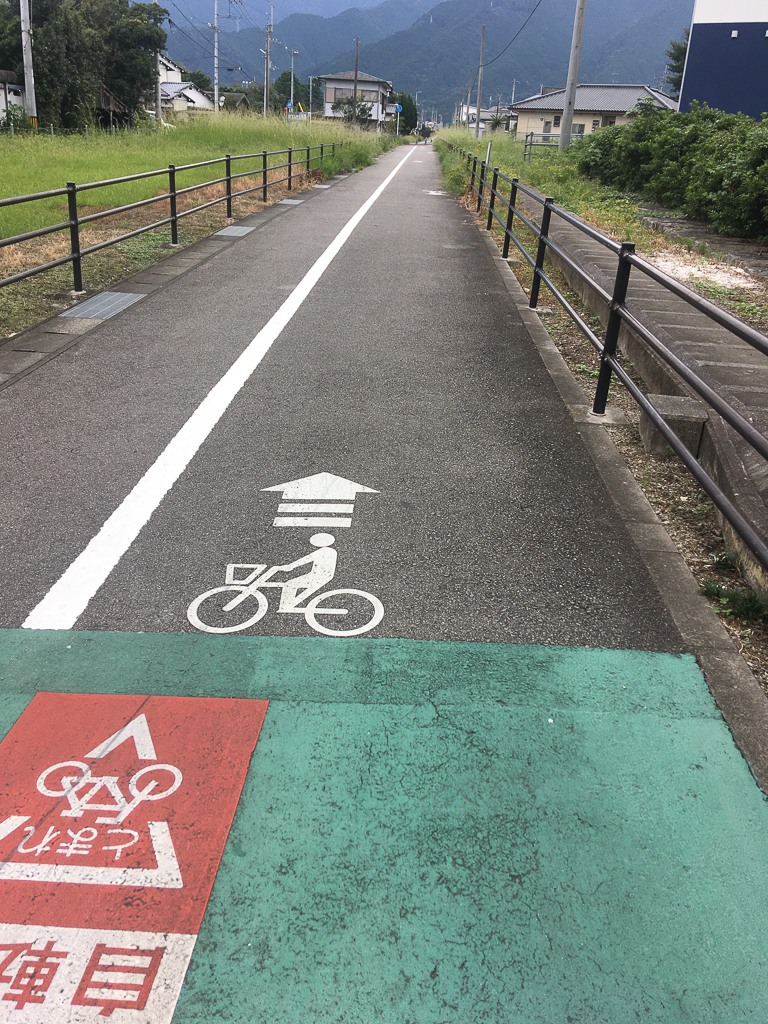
[331,94,373,124]
[665,29,689,100]
[271,69,308,111]
[0,0,166,128]
[96,0,167,114]
[390,90,416,133]
[183,68,212,92]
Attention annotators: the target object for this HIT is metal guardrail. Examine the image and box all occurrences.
[446,141,768,574]
[0,142,342,292]
[522,131,585,161]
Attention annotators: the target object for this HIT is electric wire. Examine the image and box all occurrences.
[482,0,546,68]
[166,0,259,79]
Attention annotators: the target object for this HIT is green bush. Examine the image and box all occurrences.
[575,104,768,239]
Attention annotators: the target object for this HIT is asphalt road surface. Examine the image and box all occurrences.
[1,144,767,1024]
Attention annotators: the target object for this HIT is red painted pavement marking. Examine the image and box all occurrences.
[0,693,268,1022]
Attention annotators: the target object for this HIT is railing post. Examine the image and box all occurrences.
[66,182,83,292]
[502,177,518,259]
[476,161,485,213]
[486,167,498,230]
[262,150,268,202]
[306,145,310,175]
[593,241,636,414]
[288,148,292,190]
[320,143,324,163]
[470,156,477,196]
[225,154,232,218]
[168,165,178,245]
[529,197,554,308]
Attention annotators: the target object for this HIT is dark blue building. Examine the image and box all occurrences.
[679,0,768,119]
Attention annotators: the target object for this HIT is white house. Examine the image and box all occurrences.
[0,74,25,118]
[160,81,216,115]
[159,54,184,85]
[155,55,215,115]
[456,103,513,133]
[318,71,392,127]
[511,84,677,138]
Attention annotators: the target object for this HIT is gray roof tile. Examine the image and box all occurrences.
[512,84,677,114]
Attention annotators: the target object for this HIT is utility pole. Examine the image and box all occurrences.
[475,24,485,139]
[352,36,359,124]
[19,0,37,125]
[309,75,314,122]
[214,0,219,112]
[560,0,587,150]
[264,2,273,115]
[289,49,298,110]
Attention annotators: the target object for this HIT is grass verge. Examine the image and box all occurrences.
[1,121,396,338]
[436,129,768,690]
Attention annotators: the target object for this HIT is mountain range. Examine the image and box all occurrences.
[166,0,694,120]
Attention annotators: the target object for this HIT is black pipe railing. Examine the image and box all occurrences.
[445,141,768,574]
[0,142,341,292]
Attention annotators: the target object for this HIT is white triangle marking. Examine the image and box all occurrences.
[85,713,157,761]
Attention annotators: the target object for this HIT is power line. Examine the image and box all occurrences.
[166,2,259,79]
[482,0,547,68]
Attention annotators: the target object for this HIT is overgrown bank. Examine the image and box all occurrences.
[0,118,399,337]
[575,105,768,240]
[435,128,768,688]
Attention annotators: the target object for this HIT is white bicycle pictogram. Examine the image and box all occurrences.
[37,760,183,824]
[187,533,384,637]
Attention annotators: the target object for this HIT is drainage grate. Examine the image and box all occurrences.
[215,226,255,237]
[59,292,144,320]
[278,199,304,205]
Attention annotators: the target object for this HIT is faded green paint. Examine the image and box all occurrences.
[1,629,767,1021]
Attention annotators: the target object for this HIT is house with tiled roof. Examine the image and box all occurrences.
[160,81,216,115]
[318,71,393,127]
[511,84,677,139]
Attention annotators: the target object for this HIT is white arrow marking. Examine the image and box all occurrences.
[22,149,413,631]
[0,821,183,888]
[264,473,378,527]
[85,713,157,761]
[262,473,378,501]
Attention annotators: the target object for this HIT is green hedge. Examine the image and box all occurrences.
[575,104,768,239]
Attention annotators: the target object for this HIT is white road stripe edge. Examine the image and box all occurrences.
[23,147,415,630]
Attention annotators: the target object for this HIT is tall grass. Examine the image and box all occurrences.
[436,126,660,248]
[0,115,395,236]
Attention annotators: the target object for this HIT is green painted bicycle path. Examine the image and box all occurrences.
[2,628,767,1022]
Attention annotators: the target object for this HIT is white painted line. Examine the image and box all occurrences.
[277,503,354,513]
[0,821,183,887]
[273,516,353,528]
[23,148,415,630]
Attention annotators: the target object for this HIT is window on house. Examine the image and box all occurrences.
[592,119,600,130]
[543,120,552,134]
[571,123,585,135]
[731,29,738,37]
[553,115,561,128]
[325,88,335,101]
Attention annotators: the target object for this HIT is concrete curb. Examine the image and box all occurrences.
[0,188,316,394]
[480,228,768,793]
